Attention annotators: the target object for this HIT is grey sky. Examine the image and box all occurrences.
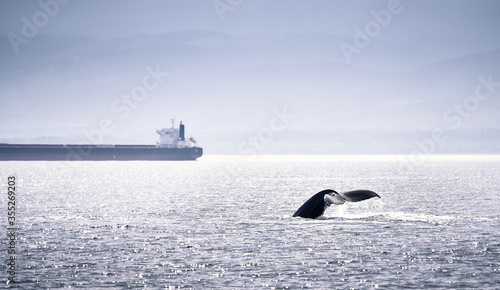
[1,0,500,154]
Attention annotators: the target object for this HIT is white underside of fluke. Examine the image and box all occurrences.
[324,193,345,206]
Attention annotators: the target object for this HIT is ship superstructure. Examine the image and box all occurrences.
[156,118,197,148]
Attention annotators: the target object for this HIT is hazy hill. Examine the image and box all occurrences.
[0,31,499,153]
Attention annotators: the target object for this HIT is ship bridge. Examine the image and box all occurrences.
[156,118,197,148]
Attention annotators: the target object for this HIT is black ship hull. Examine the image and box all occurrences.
[0,144,203,161]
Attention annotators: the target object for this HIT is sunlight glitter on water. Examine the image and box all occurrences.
[1,156,499,288]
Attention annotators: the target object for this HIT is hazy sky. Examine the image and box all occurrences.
[1,0,500,154]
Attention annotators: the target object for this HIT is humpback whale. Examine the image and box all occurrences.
[292,189,380,219]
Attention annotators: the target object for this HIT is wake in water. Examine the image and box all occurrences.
[321,210,498,224]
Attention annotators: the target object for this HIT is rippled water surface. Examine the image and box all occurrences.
[1,155,500,288]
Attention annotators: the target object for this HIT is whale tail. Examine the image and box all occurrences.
[293,189,380,219]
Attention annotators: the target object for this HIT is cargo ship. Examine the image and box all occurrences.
[0,119,203,161]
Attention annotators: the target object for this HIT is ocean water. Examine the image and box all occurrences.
[1,155,499,289]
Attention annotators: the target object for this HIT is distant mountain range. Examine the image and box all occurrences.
[1,30,499,154]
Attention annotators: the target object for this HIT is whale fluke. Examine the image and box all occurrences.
[293,189,380,219]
